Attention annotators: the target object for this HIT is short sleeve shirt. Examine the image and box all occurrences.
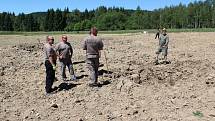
[44,43,57,61]
[55,42,73,59]
[83,35,104,58]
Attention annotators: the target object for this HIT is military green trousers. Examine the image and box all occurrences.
[86,58,99,84]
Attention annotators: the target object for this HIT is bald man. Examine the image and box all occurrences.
[55,35,77,81]
[44,36,57,94]
[83,27,104,87]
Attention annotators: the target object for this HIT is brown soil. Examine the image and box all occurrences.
[0,33,215,121]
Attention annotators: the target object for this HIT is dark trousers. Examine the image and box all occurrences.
[86,58,99,84]
[45,60,55,93]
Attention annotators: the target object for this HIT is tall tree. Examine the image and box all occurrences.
[54,9,63,31]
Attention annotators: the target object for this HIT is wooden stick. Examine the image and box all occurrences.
[103,50,109,71]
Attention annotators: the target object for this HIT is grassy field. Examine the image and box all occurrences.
[0,30,142,36]
[0,28,215,36]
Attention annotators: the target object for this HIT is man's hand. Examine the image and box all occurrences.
[162,45,167,48]
[99,51,101,58]
[59,55,63,59]
[52,65,56,71]
[58,53,63,59]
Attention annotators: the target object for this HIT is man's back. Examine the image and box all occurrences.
[83,35,103,58]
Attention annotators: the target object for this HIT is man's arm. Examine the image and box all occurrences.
[70,46,73,57]
[68,43,73,57]
[98,40,104,50]
[49,56,56,70]
[55,43,60,56]
[47,48,56,69]
[49,56,55,66]
[155,32,159,39]
[98,40,103,58]
[82,39,87,50]
[98,50,101,58]
[164,36,169,47]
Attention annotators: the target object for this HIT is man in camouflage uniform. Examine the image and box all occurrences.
[82,27,104,87]
[155,28,169,64]
[44,36,57,94]
[55,35,77,81]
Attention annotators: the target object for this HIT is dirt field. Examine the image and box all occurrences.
[0,32,215,121]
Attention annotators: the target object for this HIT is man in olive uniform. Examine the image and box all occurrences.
[155,28,169,64]
[44,36,57,94]
[55,35,77,81]
[82,27,104,87]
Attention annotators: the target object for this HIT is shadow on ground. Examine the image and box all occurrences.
[97,80,111,87]
[98,69,113,76]
[52,83,81,92]
[76,75,88,79]
[73,61,85,65]
[160,61,171,65]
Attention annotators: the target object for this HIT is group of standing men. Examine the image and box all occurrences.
[43,27,169,94]
[44,27,103,94]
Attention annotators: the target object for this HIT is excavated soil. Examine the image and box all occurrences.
[0,33,215,121]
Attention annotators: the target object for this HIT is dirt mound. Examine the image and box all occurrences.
[0,43,43,78]
[13,43,44,52]
[137,60,202,85]
[113,59,215,90]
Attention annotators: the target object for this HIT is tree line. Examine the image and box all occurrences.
[0,0,215,31]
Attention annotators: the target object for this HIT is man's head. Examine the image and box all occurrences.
[90,27,98,36]
[47,36,54,44]
[62,35,68,42]
[162,28,167,34]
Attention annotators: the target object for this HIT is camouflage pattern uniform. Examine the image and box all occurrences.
[156,33,169,56]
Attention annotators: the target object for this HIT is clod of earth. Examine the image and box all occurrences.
[0,71,4,76]
[51,104,58,108]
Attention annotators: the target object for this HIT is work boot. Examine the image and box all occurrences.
[88,82,98,87]
[62,78,67,81]
[154,60,159,65]
[164,60,171,65]
[45,88,55,96]
[70,75,77,81]
[54,77,59,82]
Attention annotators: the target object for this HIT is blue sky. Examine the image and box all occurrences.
[0,0,201,14]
